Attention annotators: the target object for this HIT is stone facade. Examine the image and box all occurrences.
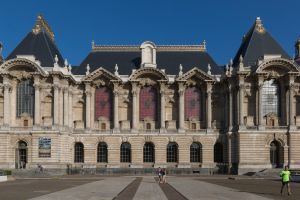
[0,16,300,174]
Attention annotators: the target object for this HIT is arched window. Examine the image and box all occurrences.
[214,142,223,163]
[270,140,284,168]
[120,142,131,163]
[17,79,35,117]
[167,142,178,162]
[95,87,112,120]
[262,79,279,117]
[97,142,108,163]
[184,86,201,120]
[143,142,155,162]
[74,142,84,163]
[140,86,157,121]
[190,142,202,163]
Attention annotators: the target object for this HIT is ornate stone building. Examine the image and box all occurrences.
[0,16,300,174]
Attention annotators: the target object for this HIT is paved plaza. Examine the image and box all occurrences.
[0,176,299,200]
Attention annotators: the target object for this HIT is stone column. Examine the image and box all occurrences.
[238,76,245,129]
[59,87,63,126]
[63,86,69,127]
[34,77,41,127]
[206,82,212,130]
[10,79,17,127]
[289,76,296,130]
[68,87,73,128]
[131,82,139,131]
[227,132,232,174]
[90,87,95,129]
[257,76,264,129]
[85,83,91,129]
[160,82,166,131]
[178,82,185,132]
[3,80,11,128]
[228,84,233,131]
[113,84,120,132]
[53,84,59,126]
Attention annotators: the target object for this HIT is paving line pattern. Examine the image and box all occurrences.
[29,177,134,200]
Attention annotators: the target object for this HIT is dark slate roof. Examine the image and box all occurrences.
[6,31,64,67]
[233,18,290,67]
[73,46,222,75]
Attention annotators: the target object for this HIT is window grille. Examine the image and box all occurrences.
[17,80,35,117]
[190,142,202,162]
[120,142,131,162]
[97,142,108,163]
[167,142,178,162]
[143,142,155,162]
[262,79,279,117]
[74,142,84,163]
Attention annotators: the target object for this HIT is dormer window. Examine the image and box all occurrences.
[140,41,157,68]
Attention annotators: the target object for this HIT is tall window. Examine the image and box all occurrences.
[167,142,178,162]
[262,79,279,117]
[140,86,157,121]
[214,142,223,163]
[95,87,112,120]
[143,142,155,162]
[74,142,84,163]
[17,79,35,117]
[184,86,201,120]
[97,142,108,163]
[190,142,202,163]
[120,142,131,162]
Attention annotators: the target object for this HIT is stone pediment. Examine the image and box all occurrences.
[176,67,215,82]
[256,58,300,75]
[83,67,122,83]
[0,58,46,76]
[129,67,168,81]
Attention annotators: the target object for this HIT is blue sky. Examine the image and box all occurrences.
[0,0,299,66]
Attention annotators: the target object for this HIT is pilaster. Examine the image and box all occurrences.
[178,82,185,132]
[206,82,212,130]
[85,82,91,129]
[159,81,166,132]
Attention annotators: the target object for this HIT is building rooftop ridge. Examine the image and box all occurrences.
[92,42,207,52]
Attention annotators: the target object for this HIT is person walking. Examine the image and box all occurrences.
[156,167,162,183]
[161,168,166,183]
[280,165,292,196]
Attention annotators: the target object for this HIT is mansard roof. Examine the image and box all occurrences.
[6,15,64,67]
[73,44,222,75]
[233,17,290,67]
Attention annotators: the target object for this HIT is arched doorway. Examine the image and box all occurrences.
[270,140,283,168]
[16,141,27,169]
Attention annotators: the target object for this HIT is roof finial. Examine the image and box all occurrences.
[64,59,68,67]
[68,64,72,73]
[229,58,233,66]
[114,64,119,76]
[202,40,206,51]
[92,40,95,49]
[255,16,265,33]
[225,64,229,76]
[32,15,55,41]
[179,64,183,76]
[86,64,90,75]
[207,63,211,75]
[54,54,58,64]
[238,55,244,71]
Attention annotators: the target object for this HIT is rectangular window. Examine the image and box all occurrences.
[38,137,51,158]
